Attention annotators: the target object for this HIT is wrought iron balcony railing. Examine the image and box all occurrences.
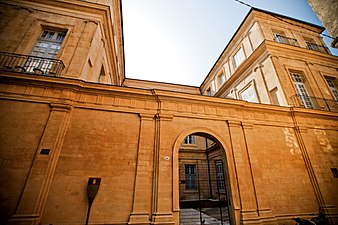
[0,52,65,77]
[273,35,331,55]
[305,42,330,54]
[274,35,299,47]
[291,94,338,112]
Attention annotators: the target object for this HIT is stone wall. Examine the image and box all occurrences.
[308,0,338,48]
[0,72,337,225]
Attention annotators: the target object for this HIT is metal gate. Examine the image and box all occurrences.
[179,158,230,225]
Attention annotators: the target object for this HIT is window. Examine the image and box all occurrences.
[270,87,280,105]
[206,88,213,96]
[291,73,314,108]
[184,135,195,145]
[273,31,299,46]
[218,73,225,86]
[233,47,245,68]
[98,65,106,83]
[274,33,288,44]
[306,41,320,51]
[331,168,338,178]
[240,84,258,103]
[26,29,66,74]
[31,30,65,58]
[185,164,197,190]
[325,77,338,101]
[303,37,325,53]
[215,161,225,191]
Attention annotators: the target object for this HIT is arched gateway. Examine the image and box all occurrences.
[172,128,238,225]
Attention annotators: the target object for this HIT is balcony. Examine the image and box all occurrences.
[273,35,331,55]
[305,42,330,54]
[291,94,338,112]
[274,35,299,47]
[0,52,65,77]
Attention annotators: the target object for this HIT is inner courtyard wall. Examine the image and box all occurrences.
[0,74,337,225]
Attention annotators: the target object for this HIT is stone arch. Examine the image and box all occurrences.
[172,126,238,225]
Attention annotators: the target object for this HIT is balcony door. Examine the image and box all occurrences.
[291,73,314,108]
[26,30,66,74]
[31,30,65,58]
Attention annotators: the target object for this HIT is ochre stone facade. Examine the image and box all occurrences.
[0,1,337,225]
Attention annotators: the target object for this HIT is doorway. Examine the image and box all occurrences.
[178,134,230,225]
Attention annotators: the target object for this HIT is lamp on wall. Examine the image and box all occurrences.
[85,178,101,225]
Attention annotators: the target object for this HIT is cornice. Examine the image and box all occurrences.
[1,0,109,19]
[0,72,152,100]
[1,72,336,124]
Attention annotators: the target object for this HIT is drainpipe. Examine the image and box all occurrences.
[151,89,161,114]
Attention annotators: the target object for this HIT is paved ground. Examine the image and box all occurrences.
[180,208,230,225]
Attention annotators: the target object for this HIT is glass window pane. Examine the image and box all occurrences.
[185,164,197,190]
[234,47,245,68]
[325,77,338,100]
[241,85,258,103]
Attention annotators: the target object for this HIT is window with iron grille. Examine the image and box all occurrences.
[290,73,314,109]
[274,33,288,44]
[273,31,299,46]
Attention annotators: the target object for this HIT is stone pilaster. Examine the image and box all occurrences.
[151,114,175,225]
[128,113,155,225]
[269,55,294,105]
[7,102,72,225]
[227,120,260,224]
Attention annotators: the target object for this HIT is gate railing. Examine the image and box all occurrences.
[179,159,230,225]
[0,51,65,77]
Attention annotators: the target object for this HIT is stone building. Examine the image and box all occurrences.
[307,0,338,48]
[0,1,337,225]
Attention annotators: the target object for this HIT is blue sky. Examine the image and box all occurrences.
[122,0,337,86]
